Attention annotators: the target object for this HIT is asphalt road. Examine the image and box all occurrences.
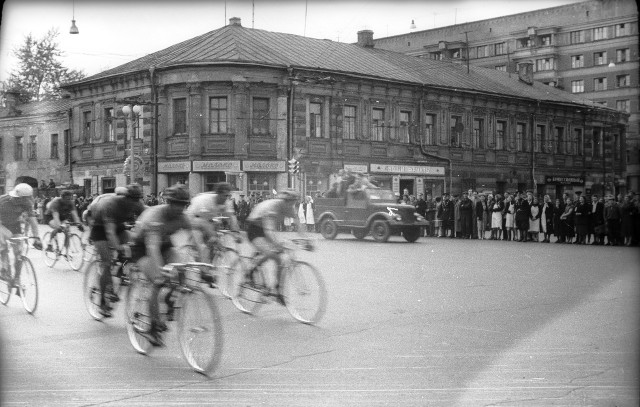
[1,229,638,406]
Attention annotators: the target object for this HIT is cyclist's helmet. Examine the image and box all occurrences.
[115,187,128,196]
[61,190,73,199]
[214,182,231,195]
[125,183,143,200]
[9,183,33,198]
[163,183,191,204]
[277,189,300,201]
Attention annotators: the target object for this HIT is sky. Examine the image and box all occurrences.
[0,0,583,83]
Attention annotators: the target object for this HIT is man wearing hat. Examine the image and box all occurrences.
[0,184,43,275]
[603,193,621,245]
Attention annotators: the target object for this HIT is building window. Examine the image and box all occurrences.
[209,97,227,134]
[616,48,630,62]
[593,27,607,40]
[571,80,584,93]
[450,115,463,147]
[593,128,602,158]
[309,101,323,138]
[616,74,630,88]
[517,38,532,48]
[573,128,583,156]
[15,136,23,161]
[615,23,627,37]
[539,35,551,46]
[571,55,583,68]
[476,45,489,57]
[472,118,484,149]
[451,49,462,59]
[102,178,116,194]
[252,97,270,135]
[83,110,92,144]
[614,134,621,160]
[63,130,69,165]
[398,111,411,143]
[569,30,584,44]
[535,124,546,153]
[616,100,630,113]
[593,51,607,66]
[496,120,506,150]
[343,105,356,140]
[424,113,436,146]
[429,52,442,60]
[372,108,385,142]
[248,174,274,194]
[554,127,564,155]
[594,77,607,91]
[173,98,187,134]
[104,108,114,142]
[495,65,507,71]
[494,42,505,55]
[536,58,552,71]
[596,100,608,107]
[134,106,144,139]
[28,135,37,160]
[50,134,59,159]
[516,123,526,152]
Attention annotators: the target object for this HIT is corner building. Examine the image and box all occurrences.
[61,17,627,199]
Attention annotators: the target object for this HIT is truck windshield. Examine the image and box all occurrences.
[367,190,396,201]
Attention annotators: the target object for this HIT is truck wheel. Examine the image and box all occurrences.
[402,227,421,243]
[351,228,367,240]
[320,219,338,240]
[371,220,391,242]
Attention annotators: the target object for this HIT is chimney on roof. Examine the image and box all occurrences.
[229,17,241,26]
[357,30,374,48]
[518,61,534,85]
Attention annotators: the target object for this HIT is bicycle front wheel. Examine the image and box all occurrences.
[17,257,38,314]
[125,274,153,355]
[214,248,240,299]
[230,263,266,315]
[0,267,12,305]
[83,261,105,320]
[177,288,224,375]
[282,261,327,324]
[66,234,85,271]
[42,231,59,268]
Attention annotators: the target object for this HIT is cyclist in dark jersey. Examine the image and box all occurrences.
[90,184,146,317]
[44,190,83,250]
[129,184,198,346]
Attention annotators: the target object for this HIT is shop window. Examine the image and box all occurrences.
[204,173,226,192]
[50,134,59,159]
[343,105,357,140]
[209,97,228,134]
[173,98,187,134]
[252,97,270,135]
[248,174,274,194]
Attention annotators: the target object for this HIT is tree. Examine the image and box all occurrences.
[2,28,85,103]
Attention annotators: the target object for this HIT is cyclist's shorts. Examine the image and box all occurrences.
[246,222,265,242]
[89,225,129,245]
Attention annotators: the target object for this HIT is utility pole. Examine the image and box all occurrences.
[461,30,471,74]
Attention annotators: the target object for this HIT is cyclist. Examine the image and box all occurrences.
[89,184,146,317]
[0,184,42,277]
[244,189,311,302]
[186,182,240,263]
[44,190,84,251]
[130,184,199,346]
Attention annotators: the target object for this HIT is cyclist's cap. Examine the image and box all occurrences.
[277,189,299,201]
[164,184,191,203]
[126,183,143,199]
[9,183,34,197]
[115,187,128,196]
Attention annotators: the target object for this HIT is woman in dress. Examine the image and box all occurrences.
[573,195,589,244]
[490,194,504,240]
[540,194,554,243]
[528,196,541,242]
[553,197,565,243]
[475,194,488,239]
[504,194,516,241]
[560,196,575,243]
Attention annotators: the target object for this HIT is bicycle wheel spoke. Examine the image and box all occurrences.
[282,262,327,324]
[231,266,266,315]
[66,234,85,271]
[0,269,12,305]
[125,277,153,355]
[83,261,104,320]
[17,258,38,314]
[215,249,240,299]
[42,232,59,267]
[178,290,223,375]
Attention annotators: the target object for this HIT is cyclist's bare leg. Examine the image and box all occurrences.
[94,240,113,310]
[137,256,163,329]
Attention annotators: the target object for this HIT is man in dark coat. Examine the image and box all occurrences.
[437,193,455,238]
[415,193,428,237]
[514,192,531,242]
[459,191,474,239]
[588,194,605,245]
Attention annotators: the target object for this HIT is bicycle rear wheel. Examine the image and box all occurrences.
[177,288,224,375]
[230,263,267,315]
[0,267,12,305]
[17,257,38,314]
[83,261,105,320]
[282,261,327,324]
[125,274,153,355]
[42,231,59,267]
[66,233,85,271]
[214,248,240,299]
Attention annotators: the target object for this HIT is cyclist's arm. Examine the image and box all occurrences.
[70,208,82,225]
[104,219,125,253]
[51,211,62,228]
[144,227,165,284]
[25,212,40,239]
[223,201,240,232]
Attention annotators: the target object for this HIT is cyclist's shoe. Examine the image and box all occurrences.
[99,305,113,318]
[201,271,216,286]
[147,321,167,347]
[107,291,120,303]
[32,240,43,251]
[165,300,175,321]
[120,276,129,287]
[45,244,54,252]
[275,293,286,306]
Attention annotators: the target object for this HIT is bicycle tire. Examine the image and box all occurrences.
[0,267,12,305]
[66,233,85,271]
[230,260,267,315]
[125,274,153,355]
[83,261,105,321]
[42,231,59,268]
[177,288,224,375]
[214,248,240,299]
[282,261,327,325]
[17,257,38,314]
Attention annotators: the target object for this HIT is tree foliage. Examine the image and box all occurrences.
[2,28,85,103]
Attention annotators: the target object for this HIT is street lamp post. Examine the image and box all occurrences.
[122,104,142,184]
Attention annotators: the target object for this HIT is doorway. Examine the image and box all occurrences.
[399,179,414,197]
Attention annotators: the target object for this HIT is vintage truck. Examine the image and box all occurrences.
[314,188,428,242]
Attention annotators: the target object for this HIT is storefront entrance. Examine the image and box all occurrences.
[399,179,414,196]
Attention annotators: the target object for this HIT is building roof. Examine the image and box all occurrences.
[0,98,71,119]
[72,21,608,111]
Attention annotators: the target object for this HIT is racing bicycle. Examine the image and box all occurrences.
[229,238,327,324]
[42,221,85,271]
[125,261,224,376]
[0,236,39,314]
[83,249,134,320]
